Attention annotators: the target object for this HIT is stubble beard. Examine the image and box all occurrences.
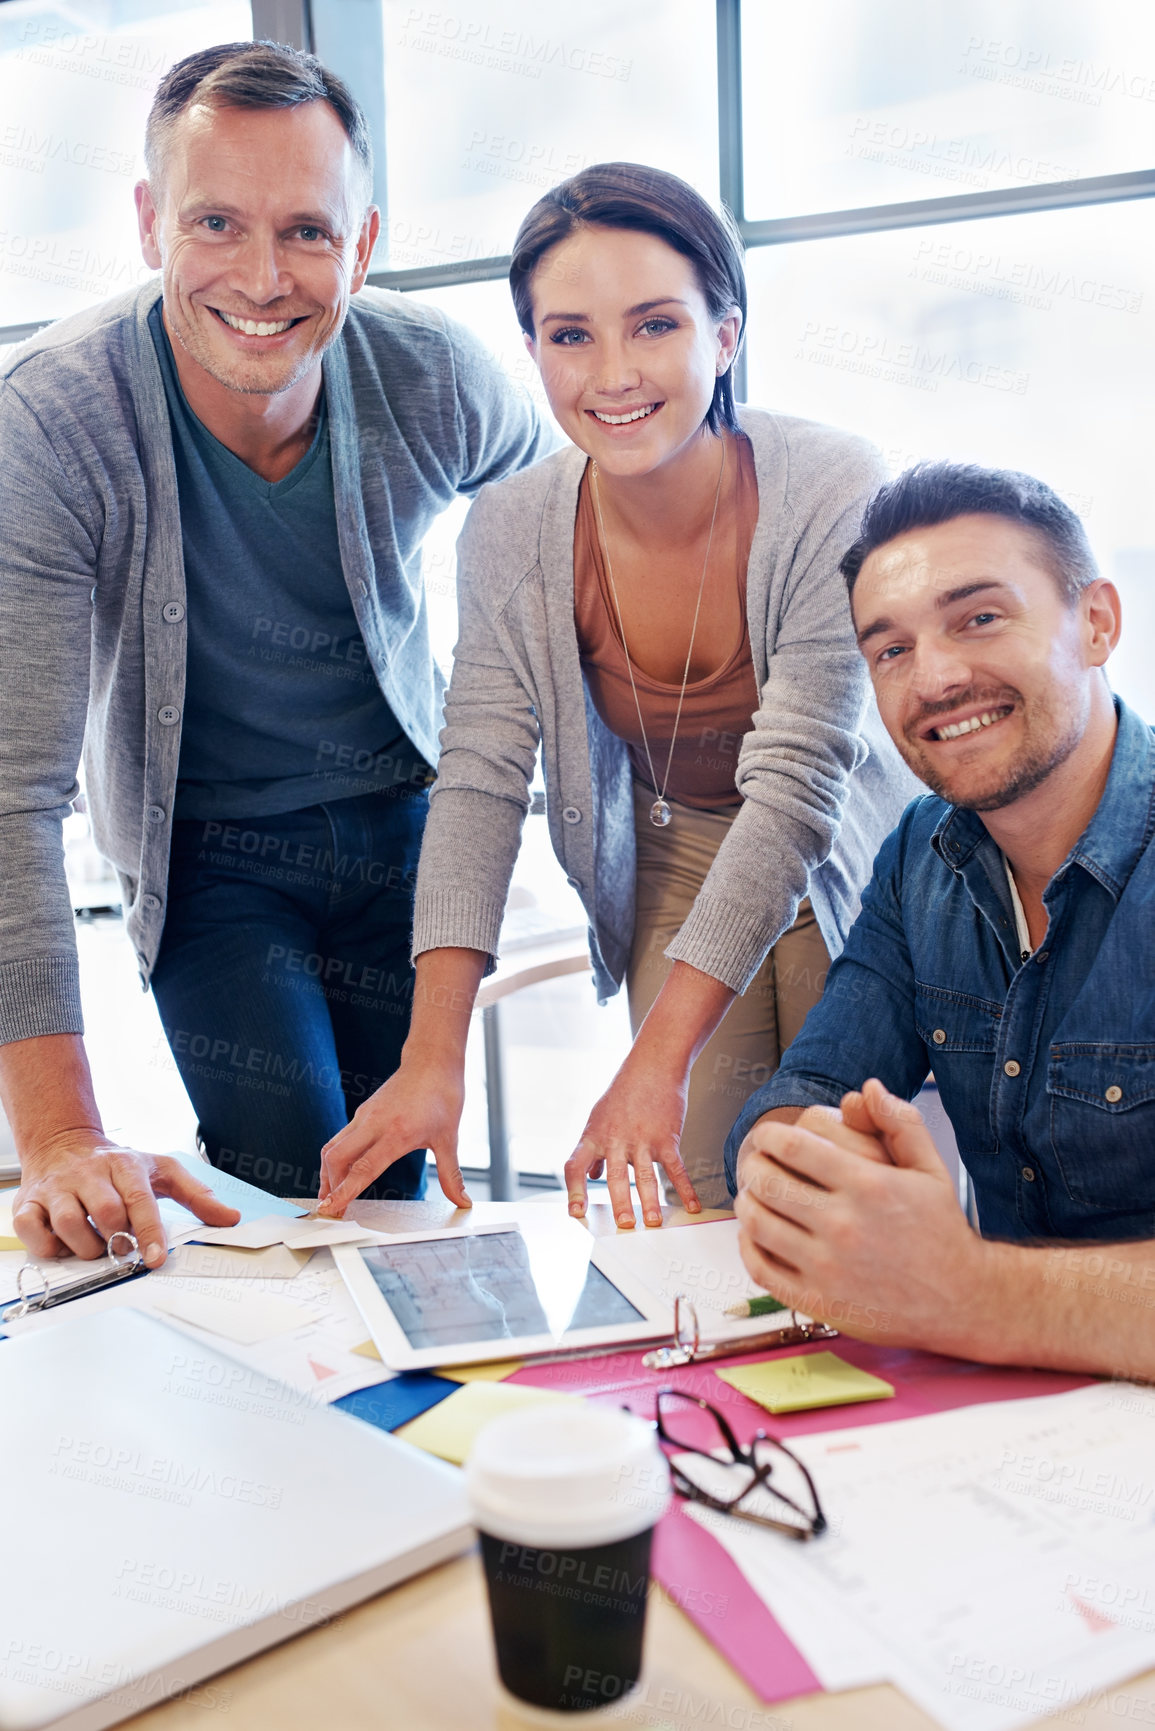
[167,302,324,397]
[900,685,1087,813]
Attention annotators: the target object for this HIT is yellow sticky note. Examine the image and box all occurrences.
[716,1351,895,1415]
[436,1358,525,1383]
[397,1380,576,1466]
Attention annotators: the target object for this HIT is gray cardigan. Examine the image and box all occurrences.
[413,409,919,1001]
[0,283,550,1046]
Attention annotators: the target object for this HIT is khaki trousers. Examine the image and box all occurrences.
[626,783,830,1208]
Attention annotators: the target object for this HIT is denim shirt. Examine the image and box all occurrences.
[725,699,1155,1244]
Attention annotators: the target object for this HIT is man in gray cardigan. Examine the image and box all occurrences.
[0,42,547,1264]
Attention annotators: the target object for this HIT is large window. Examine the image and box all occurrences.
[378,0,718,272]
[741,0,1155,220]
[362,1,1155,722]
[0,0,251,329]
[744,197,1155,719]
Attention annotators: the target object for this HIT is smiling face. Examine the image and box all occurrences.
[852,514,1112,811]
[523,225,740,478]
[136,98,377,401]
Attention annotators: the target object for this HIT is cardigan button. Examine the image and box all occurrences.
[562,807,582,825]
[162,601,185,623]
[157,705,180,726]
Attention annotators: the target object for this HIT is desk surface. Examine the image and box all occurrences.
[123,1198,1154,1731]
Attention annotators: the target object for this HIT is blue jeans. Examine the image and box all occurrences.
[151,789,428,1201]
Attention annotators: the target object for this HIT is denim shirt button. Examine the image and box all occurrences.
[1036,950,1049,964]
[1004,1059,1021,1077]
[1105,1085,1123,1103]
[932,1028,947,1045]
[1021,1166,1036,1182]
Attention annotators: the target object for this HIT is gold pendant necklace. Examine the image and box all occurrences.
[590,440,727,828]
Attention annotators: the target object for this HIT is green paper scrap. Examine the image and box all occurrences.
[716,1351,895,1415]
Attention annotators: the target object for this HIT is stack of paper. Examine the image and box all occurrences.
[689,1382,1155,1730]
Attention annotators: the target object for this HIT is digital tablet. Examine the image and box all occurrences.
[333,1221,674,1371]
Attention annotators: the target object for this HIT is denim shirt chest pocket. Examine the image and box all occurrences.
[1048,1043,1155,1210]
[913,982,1002,1149]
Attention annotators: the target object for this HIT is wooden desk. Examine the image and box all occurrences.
[123,1200,1155,1731]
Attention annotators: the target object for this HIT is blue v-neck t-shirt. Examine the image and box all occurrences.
[149,304,428,821]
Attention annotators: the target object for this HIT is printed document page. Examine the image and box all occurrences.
[706,1382,1155,1731]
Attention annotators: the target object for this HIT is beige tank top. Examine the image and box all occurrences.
[573,437,761,809]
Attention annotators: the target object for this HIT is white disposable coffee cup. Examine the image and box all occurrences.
[468,1404,670,1715]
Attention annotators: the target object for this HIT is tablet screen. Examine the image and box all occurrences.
[356,1229,643,1351]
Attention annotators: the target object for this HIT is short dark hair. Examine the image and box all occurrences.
[145,40,372,203]
[509,162,746,438]
[840,461,1098,604]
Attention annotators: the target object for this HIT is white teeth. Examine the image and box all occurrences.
[592,404,657,425]
[217,311,294,337]
[934,709,1008,741]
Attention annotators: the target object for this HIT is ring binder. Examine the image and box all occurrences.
[1,1230,145,1323]
[641,1294,838,1371]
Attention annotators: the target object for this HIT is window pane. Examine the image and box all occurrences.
[742,199,1155,718]
[0,0,251,327]
[380,0,718,271]
[742,0,1155,220]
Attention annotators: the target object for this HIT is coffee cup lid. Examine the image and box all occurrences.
[466,1404,670,1549]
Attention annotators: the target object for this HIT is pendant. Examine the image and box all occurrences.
[650,799,672,828]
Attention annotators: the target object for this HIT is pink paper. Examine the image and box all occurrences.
[512,1341,1093,1703]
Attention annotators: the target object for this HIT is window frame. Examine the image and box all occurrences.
[2,0,1152,356]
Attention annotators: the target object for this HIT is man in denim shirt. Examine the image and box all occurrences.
[726,462,1155,1380]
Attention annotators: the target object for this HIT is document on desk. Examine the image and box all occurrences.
[593,1217,813,1342]
[0,1152,308,1310]
[2,1253,396,1404]
[695,1382,1155,1731]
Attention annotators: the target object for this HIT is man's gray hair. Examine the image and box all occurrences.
[145,40,373,204]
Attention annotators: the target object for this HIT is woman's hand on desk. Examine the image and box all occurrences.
[318,947,487,1215]
[565,1054,702,1229]
[318,1057,470,1215]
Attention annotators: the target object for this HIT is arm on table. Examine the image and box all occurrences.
[568,444,894,1228]
[318,947,487,1214]
[0,389,237,1263]
[316,491,546,1214]
[3,1034,239,1264]
[564,962,724,1229]
[734,1079,1155,1381]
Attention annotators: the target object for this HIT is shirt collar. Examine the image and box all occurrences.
[931,699,1155,898]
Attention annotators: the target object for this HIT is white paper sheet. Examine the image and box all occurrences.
[2,1253,395,1404]
[743,1384,1155,1731]
[147,1285,325,1345]
[188,1212,385,1251]
[156,1242,313,1280]
[685,1500,887,1692]
[594,1217,812,1341]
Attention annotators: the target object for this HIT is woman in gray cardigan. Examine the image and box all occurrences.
[319,164,915,1223]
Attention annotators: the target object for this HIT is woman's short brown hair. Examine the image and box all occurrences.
[509,162,746,437]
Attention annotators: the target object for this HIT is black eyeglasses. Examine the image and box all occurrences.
[653,1388,826,1542]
